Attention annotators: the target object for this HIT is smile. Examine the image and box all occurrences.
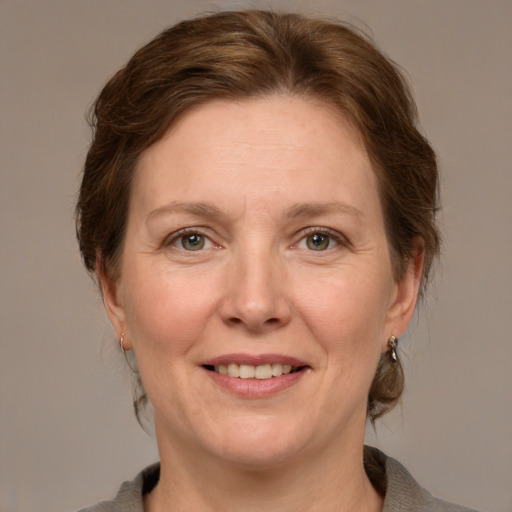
[204,363,302,380]
[201,354,310,396]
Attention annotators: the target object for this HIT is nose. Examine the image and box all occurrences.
[219,248,292,333]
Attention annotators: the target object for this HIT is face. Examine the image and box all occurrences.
[103,96,420,469]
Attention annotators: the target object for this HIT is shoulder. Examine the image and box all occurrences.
[364,446,480,512]
[76,463,160,512]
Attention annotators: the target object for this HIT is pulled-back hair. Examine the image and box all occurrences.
[77,10,439,423]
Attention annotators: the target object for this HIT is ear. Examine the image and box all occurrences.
[96,260,133,350]
[383,243,424,348]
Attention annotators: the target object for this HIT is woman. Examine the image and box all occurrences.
[76,10,477,512]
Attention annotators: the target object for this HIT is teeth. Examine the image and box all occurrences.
[214,365,228,375]
[239,364,255,379]
[227,363,239,378]
[272,363,283,377]
[255,364,272,379]
[212,362,299,380]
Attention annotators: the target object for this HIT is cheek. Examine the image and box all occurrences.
[293,264,392,357]
[122,263,221,355]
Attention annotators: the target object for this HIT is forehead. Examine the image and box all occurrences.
[132,95,380,219]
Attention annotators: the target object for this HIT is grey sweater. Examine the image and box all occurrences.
[77,447,479,511]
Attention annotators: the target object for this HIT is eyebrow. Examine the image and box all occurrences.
[146,200,364,224]
[283,201,364,221]
[146,201,225,223]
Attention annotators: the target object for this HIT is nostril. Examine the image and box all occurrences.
[226,316,282,329]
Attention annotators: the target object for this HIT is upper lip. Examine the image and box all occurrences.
[201,353,309,368]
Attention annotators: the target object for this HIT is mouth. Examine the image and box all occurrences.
[201,355,310,397]
[202,362,307,380]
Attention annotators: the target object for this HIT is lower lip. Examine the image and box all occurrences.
[203,368,308,398]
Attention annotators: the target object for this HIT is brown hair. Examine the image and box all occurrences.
[76,10,439,423]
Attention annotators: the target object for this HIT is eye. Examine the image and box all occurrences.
[296,228,344,252]
[165,229,215,251]
[306,233,331,251]
[180,233,207,251]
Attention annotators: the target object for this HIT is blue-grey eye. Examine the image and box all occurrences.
[306,233,330,251]
[181,233,205,251]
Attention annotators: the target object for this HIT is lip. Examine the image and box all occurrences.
[200,353,311,398]
[202,353,308,367]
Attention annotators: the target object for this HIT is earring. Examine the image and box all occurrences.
[119,332,127,352]
[388,335,398,363]
[119,332,138,373]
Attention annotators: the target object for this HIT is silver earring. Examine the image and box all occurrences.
[388,336,398,363]
[119,332,126,352]
[119,332,138,374]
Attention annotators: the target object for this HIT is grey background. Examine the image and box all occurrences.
[1,1,511,511]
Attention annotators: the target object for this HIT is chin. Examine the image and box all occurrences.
[213,441,304,471]
[200,417,309,469]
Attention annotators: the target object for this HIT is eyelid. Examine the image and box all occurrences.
[163,227,218,249]
[162,226,348,250]
[294,226,349,249]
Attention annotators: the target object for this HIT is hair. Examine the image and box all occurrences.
[76,10,440,424]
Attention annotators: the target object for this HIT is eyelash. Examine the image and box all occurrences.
[163,228,216,250]
[295,227,348,251]
[162,226,348,252]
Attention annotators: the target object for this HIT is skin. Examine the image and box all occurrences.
[100,95,422,512]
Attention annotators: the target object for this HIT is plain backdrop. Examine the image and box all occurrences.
[1,1,511,511]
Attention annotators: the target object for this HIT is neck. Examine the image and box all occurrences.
[145,426,383,512]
